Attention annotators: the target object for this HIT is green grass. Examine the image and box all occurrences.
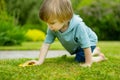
[0,41,64,50]
[0,41,120,80]
[0,41,119,51]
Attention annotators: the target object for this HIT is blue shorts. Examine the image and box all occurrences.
[75,46,96,62]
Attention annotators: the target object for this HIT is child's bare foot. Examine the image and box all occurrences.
[92,47,101,56]
[99,53,108,61]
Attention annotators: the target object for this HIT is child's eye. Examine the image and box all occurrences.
[50,22,55,25]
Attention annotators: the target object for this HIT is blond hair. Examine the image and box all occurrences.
[39,0,73,23]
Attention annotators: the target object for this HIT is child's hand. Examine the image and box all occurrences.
[80,63,91,67]
[19,60,40,67]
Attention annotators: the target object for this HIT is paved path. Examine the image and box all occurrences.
[0,50,74,59]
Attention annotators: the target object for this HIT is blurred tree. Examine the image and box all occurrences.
[0,0,6,12]
[5,0,42,25]
[79,0,120,40]
[0,0,13,23]
[4,0,47,32]
[71,0,93,14]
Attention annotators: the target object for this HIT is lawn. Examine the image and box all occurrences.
[0,41,64,50]
[0,41,120,80]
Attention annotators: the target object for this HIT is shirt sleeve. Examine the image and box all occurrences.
[76,22,91,48]
[44,28,56,44]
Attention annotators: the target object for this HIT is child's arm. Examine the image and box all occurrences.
[80,47,92,67]
[19,43,50,67]
[38,43,50,65]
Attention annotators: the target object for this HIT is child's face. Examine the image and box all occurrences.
[47,19,65,31]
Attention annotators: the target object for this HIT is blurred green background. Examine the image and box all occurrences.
[0,0,120,46]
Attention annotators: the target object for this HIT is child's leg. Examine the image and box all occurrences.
[75,46,96,62]
[92,53,107,62]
